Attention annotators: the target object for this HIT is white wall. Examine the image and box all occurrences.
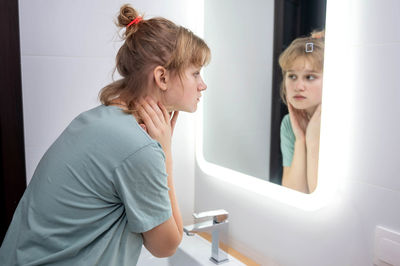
[18,0,203,225]
[195,0,400,265]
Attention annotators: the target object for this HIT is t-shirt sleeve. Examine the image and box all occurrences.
[280,115,296,167]
[113,143,172,233]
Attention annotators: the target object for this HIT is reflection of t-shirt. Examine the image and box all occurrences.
[280,114,296,166]
[0,105,172,266]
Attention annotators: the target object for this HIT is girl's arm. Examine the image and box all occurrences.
[282,139,308,193]
[281,103,309,193]
[305,105,321,193]
[137,98,183,257]
[306,142,319,193]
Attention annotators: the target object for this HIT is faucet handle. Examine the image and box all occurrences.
[193,209,228,223]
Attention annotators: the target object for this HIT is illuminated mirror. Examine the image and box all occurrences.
[202,0,327,193]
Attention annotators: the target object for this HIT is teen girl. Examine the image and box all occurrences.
[279,31,324,194]
[0,4,210,265]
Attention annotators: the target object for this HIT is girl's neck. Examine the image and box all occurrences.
[110,99,128,108]
[109,95,174,121]
[109,100,141,123]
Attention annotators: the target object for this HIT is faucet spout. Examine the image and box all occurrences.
[184,220,227,236]
[183,209,229,264]
[193,209,228,223]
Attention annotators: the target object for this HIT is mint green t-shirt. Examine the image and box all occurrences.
[0,105,172,265]
[280,114,296,167]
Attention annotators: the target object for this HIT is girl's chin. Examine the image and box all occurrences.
[290,103,308,110]
[185,106,197,113]
[172,105,197,113]
[290,101,318,110]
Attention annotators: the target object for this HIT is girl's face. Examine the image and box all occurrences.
[285,57,323,114]
[165,65,207,113]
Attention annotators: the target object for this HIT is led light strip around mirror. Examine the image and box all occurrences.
[196,0,351,211]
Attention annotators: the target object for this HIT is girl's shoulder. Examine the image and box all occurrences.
[280,114,291,128]
[280,114,294,136]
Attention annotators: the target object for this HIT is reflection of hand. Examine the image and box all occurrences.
[137,97,179,153]
[287,102,308,141]
[305,104,321,147]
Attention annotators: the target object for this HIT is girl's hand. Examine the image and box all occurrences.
[305,104,321,147]
[137,97,179,153]
[287,102,308,141]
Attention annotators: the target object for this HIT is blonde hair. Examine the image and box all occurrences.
[99,4,211,113]
[278,30,325,105]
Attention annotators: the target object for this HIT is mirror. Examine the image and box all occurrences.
[202,0,327,191]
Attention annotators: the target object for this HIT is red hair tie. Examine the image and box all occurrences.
[127,16,142,28]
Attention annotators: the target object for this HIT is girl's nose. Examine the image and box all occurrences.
[295,80,305,91]
[199,79,207,91]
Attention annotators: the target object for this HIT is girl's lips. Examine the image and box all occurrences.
[293,95,306,100]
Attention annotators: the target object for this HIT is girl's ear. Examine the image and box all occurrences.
[153,66,169,91]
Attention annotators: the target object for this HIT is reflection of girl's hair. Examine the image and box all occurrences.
[99,4,211,114]
[278,30,325,105]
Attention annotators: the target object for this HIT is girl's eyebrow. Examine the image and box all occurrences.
[287,69,322,74]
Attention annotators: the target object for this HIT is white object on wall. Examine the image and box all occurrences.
[374,226,400,266]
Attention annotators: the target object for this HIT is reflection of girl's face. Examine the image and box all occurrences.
[285,57,323,114]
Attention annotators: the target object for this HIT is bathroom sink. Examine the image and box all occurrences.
[137,234,245,266]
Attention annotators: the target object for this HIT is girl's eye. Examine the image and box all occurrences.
[307,75,316,81]
[288,74,296,80]
[194,72,200,77]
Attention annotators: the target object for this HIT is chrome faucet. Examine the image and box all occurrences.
[184,209,229,264]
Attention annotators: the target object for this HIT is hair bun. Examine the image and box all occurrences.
[116,4,141,37]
